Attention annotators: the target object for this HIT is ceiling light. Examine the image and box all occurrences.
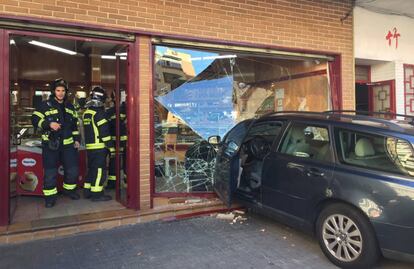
[29,40,77,55]
[101,55,127,60]
[101,55,116,60]
[10,39,15,45]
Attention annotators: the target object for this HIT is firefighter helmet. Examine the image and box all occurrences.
[50,78,68,97]
[86,86,107,107]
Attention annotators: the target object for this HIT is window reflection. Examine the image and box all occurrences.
[154,45,330,193]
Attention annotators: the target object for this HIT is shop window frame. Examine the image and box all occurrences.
[149,43,342,200]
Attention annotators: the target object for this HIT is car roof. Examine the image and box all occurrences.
[259,111,414,136]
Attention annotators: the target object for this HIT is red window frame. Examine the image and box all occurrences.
[368,80,396,114]
[404,64,414,114]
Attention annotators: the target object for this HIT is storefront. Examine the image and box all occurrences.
[0,0,353,232]
[354,6,414,115]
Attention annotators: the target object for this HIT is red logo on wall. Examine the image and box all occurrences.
[386,27,401,49]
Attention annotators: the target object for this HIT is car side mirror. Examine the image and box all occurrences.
[208,135,221,145]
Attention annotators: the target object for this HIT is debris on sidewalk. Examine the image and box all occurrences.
[232,215,247,224]
[215,209,248,224]
[233,209,245,215]
[216,212,235,220]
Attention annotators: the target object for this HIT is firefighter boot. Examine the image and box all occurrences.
[45,195,57,208]
[62,189,80,200]
[91,192,112,202]
[106,180,116,189]
[83,188,92,199]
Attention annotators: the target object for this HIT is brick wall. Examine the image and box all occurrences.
[138,36,151,209]
[0,0,354,209]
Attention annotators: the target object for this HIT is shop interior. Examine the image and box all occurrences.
[153,46,331,194]
[9,34,128,224]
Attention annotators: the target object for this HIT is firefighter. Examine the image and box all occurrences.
[106,91,127,189]
[83,86,113,201]
[31,78,81,208]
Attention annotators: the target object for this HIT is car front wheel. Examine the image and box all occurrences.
[316,204,380,269]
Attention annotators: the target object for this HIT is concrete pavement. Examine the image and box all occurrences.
[0,212,412,269]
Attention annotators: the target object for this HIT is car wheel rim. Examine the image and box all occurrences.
[322,214,363,262]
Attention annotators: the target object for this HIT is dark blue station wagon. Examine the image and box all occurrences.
[213,111,414,268]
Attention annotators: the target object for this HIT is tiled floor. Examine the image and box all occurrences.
[10,190,125,224]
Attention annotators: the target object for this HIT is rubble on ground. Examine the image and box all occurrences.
[215,209,248,224]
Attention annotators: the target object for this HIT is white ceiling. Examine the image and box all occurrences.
[356,0,414,18]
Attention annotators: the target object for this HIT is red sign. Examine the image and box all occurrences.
[386,27,401,49]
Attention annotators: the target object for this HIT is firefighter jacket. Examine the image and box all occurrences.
[31,97,80,146]
[83,106,114,150]
[106,102,127,151]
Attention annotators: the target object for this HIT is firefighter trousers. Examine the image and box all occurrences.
[42,144,79,196]
[108,149,127,183]
[108,154,116,182]
[85,149,108,193]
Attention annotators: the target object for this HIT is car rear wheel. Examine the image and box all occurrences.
[316,204,380,269]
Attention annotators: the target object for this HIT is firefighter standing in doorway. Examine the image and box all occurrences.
[31,78,81,208]
[106,91,127,189]
[83,86,113,201]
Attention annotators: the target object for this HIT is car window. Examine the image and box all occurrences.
[335,128,414,176]
[279,122,332,162]
[222,121,250,156]
[245,121,283,143]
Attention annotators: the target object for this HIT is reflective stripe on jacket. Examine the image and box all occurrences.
[31,98,80,145]
[83,107,113,150]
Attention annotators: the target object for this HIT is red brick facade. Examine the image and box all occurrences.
[0,0,354,209]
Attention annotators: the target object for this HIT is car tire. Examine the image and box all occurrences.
[316,203,380,269]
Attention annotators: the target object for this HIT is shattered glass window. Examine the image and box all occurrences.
[154,45,330,193]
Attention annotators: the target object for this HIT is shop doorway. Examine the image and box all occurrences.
[355,81,395,116]
[1,30,134,225]
[355,83,369,112]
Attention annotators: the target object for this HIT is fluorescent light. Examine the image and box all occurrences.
[22,69,58,77]
[191,54,237,61]
[101,55,126,60]
[29,40,77,55]
[101,55,116,59]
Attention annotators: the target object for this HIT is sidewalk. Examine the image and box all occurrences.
[0,213,411,269]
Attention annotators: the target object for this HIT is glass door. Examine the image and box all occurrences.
[1,29,11,225]
[113,48,128,205]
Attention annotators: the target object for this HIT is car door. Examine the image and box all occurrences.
[213,120,251,207]
[261,121,335,221]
